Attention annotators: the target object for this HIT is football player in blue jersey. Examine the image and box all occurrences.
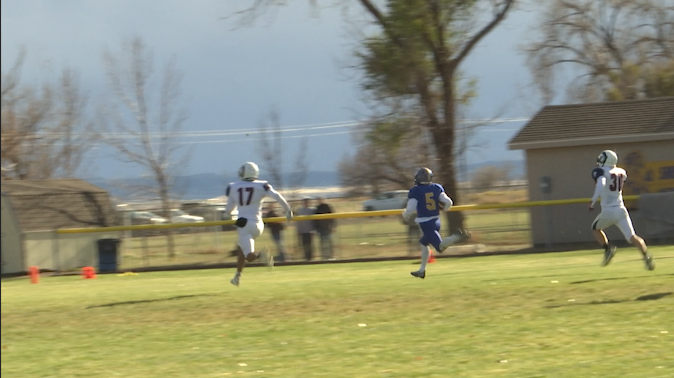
[589,150,654,270]
[402,167,471,279]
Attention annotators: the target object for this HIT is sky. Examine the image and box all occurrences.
[1,0,543,179]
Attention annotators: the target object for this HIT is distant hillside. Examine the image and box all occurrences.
[88,171,343,201]
[459,159,526,182]
[89,159,524,201]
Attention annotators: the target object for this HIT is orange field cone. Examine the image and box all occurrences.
[82,266,96,279]
[29,266,40,284]
[420,250,436,263]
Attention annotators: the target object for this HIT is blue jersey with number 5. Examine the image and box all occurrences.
[408,183,445,218]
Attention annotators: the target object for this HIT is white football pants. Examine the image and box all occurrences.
[237,220,264,256]
[591,206,636,240]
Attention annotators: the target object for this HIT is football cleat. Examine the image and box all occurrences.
[266,252,274,270]
[601,244,617,267]
[257,247,273,269]
[455,229,472,242]
[230,275,240,287]
[438,229,472,252]
[410,270,426,279]
[643,253,655,271]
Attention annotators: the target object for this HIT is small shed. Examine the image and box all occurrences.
[509,97,674,247]
[1,179,120,275]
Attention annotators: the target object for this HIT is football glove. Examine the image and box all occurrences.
[402,209,416,222]
[285,210,294,221]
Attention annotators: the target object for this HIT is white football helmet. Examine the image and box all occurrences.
[596,150,618,168]
[238,162,259,181]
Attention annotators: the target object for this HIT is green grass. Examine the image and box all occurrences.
[3,247,673,378]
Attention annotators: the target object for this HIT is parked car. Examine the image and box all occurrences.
[362,190,409,211]
[188,205,228,222]
[169,209,205,223]
[131,211,168,225]
[187,205,237,231]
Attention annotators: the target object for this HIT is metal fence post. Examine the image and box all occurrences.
[52,230,61,272]
[142,232,149,267]
[543,193,554,249]
[540,177,554,249]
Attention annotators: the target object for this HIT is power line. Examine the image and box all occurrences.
[169,129,357,145]
[98,117,530,140]
[100,120,364,140]
[10,117,531,145]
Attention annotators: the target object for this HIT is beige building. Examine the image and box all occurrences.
[1,179,120,275]
[509,97,674,248]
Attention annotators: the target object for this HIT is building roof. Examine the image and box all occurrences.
[509,97,674,150]
[1,179,119,231]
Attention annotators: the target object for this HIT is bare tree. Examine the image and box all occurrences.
[338,110,486,194]
[338,146,378,196]
[339,115,431,193]
[526,0,674,104]
[1,49,94,180]
[256,109,310,191]
[257,109,285,188]
[471,164,513,191]
[100,37,190,258]
[288,137,310,189]
[225,0,321,29]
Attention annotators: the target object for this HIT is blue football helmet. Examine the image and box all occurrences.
[414,167,433,185]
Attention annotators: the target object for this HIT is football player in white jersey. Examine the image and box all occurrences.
[225,162,294,286]
[589,150,654,270]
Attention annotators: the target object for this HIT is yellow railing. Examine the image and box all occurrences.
[55,195,640,234]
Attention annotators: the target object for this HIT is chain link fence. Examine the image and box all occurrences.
[108,185,531,271]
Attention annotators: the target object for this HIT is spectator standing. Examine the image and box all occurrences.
[295,197,316,261]
[264,203,291,262]
[314,196,336,260]
[403,215,421,255]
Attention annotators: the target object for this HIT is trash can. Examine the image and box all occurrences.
[97,239,121,273]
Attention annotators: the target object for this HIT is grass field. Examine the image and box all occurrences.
[2,246,673,378]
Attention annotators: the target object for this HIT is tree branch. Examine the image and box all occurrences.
[453,0,514,66]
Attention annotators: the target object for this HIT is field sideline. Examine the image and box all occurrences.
[2,246,673,378]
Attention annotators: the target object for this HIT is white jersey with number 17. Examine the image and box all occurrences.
[225,180,291,222]
[591,166,627,209]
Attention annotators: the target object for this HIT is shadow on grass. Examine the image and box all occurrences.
[483,272,592,281]
[635,292,672,301]
[570,273,674,284]
[87,293,220,309]
[546,292,672,308]
[422,271,464,277]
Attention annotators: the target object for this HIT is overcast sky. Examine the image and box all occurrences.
[1,0,543,179]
